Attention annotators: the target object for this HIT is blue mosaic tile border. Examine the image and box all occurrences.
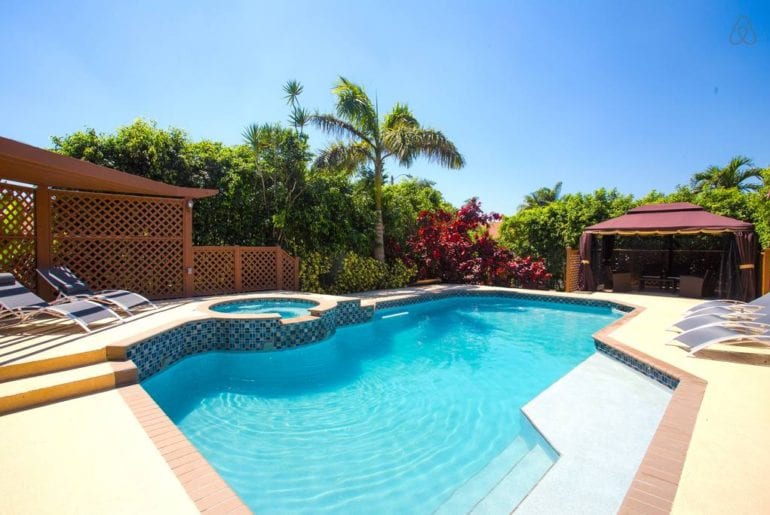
[374,289,634,313]
[595,340,680,390]
[129,289,637,382]
[129,299,374,381]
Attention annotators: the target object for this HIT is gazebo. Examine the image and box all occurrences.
[578,203,758,300]
[0,136,300,299]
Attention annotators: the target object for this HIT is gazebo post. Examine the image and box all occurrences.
[183,198,194,297]
[34,184,53,297]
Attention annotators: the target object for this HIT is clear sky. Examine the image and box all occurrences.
[1,1,768,214]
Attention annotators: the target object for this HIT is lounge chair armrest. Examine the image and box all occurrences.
[687,304,763,317]
[720,321,770,333]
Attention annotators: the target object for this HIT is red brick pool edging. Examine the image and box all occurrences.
[118,384,251,514]
[593,305,707,515]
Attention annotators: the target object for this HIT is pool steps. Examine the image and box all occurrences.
[0,360,136,415]
[471,444,554,513]
[436,425,556,513]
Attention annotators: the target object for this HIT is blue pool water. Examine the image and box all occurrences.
[211,299,316,318]
[143,296,621,513]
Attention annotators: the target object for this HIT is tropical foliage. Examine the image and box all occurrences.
[500,189,633,286]
[520,181,563,209]
[407,198,552,288]
[311,77,465,261]
[690,156,763,192]
[50,79,768,294]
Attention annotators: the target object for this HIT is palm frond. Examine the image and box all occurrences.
[692,157,762,192]
[331,77,379,137]
[383,128,465,169]
[383,103,419,131]
[313,141,371,172]
[310,113,373,146]
[552,181,563,199]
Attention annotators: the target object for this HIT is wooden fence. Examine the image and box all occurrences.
[0,184,299,299]
[192,246,299,296]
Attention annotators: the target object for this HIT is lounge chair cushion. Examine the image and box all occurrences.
[0,273,16,286]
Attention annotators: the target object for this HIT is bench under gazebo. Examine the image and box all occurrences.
[578,203,758,301]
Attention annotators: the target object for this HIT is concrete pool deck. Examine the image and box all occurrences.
[1,285,769,513]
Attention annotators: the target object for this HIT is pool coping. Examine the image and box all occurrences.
[118,383,251,514]
[593,306,707,515]
[116,286,706,513]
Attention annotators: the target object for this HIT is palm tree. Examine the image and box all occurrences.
[691,156,763,192]
[520,181,562,210]
[311,77,465,261]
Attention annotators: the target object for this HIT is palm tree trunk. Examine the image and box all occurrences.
[373,158,386,262]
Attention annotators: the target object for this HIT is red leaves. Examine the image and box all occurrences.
[406,198,552,289]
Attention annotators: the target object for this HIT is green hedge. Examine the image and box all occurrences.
[299,252,416,294]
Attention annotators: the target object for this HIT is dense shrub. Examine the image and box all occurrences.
[299,252,416,294]
[407,198,552,289]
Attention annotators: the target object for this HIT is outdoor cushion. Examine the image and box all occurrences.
[0,273,16,286]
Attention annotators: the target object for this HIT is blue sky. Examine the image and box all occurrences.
[1,1,768,214]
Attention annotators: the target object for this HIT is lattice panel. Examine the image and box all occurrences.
[50,190,185,299]
[282,252,299,290]
[51,190,183,238]
[564,247,581,292]
[241,249,278,291]
[53,239,183,298]
[0,184,36,289]
[193,249,235,295]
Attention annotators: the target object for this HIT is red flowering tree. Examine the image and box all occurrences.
[407,198,552,288]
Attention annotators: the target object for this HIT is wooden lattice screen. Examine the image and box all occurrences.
[192,246,236,296]
[242,247,278,291]
[0,183,36,289]
[193,246,299,296]
[564,246,581,292]
[281,250,299,290]
[51,190,185,299]
[1,184,300,299]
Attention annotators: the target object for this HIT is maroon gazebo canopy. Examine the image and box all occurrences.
[578,203,757,299]
[584,202,753,235]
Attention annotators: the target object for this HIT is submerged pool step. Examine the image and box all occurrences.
[470,442,555,513]
[0,361,137,415]
[436,436,532,514]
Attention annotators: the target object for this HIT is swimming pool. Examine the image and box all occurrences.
[210,298,317,318]
[143,296,621,513]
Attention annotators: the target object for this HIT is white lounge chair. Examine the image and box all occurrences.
[669,309,766,332]
[668,321,770,356]
[685,293,770,317]
[0,273,122,332]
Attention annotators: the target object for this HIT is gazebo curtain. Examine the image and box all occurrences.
[579,233,595,291]
[735,231,757,301]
